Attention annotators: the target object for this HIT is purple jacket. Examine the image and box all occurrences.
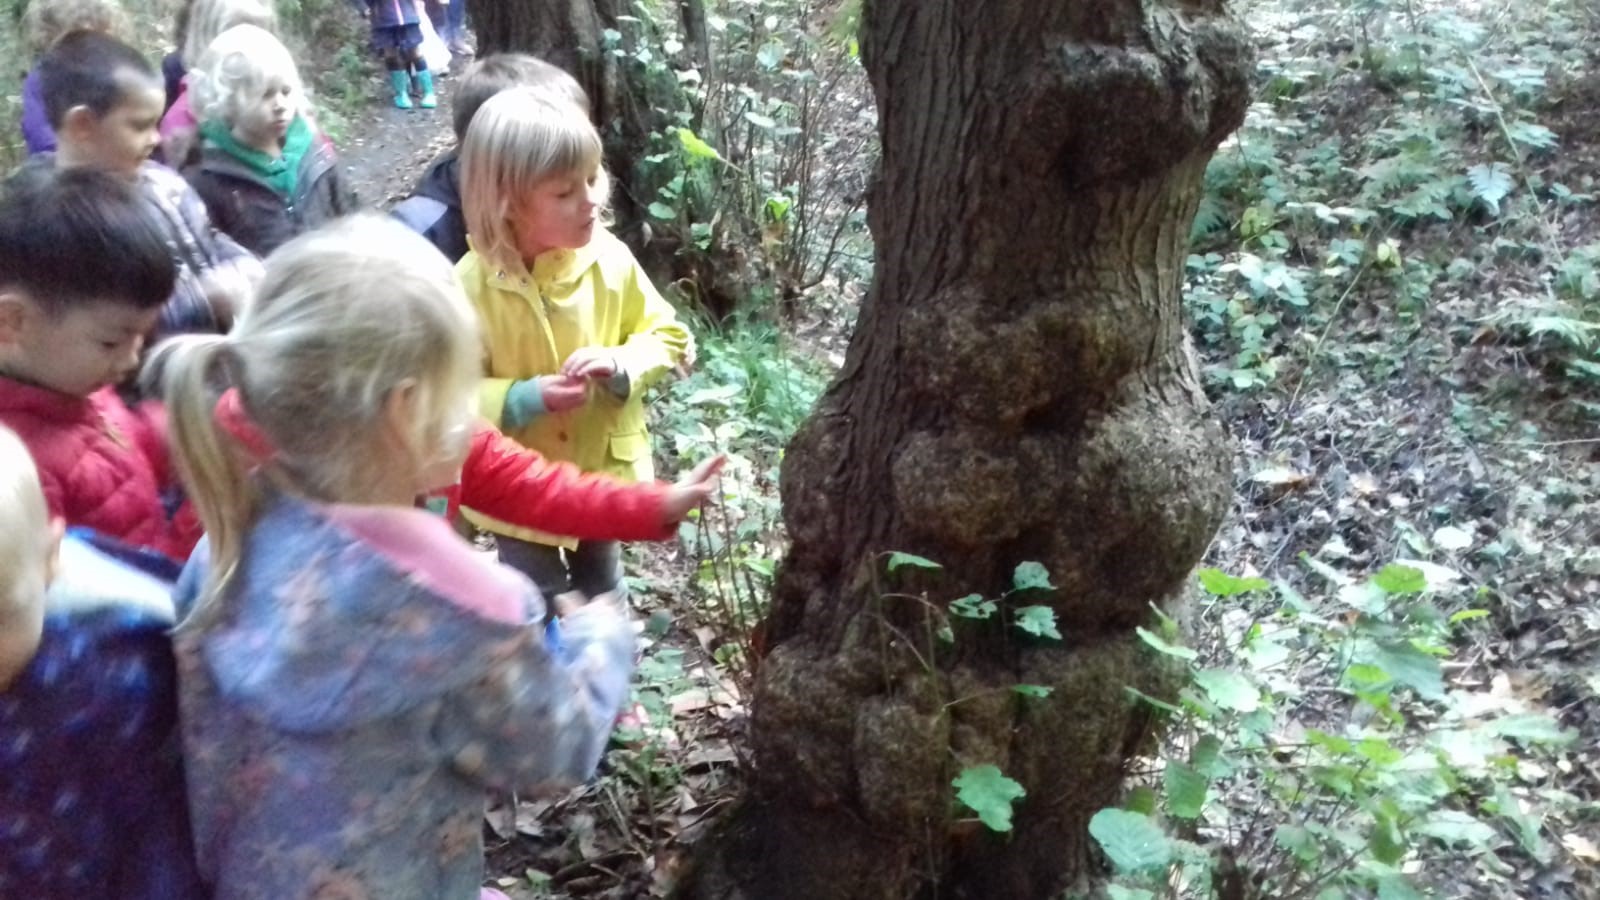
[175,494,634,899]
[20,67,55,154]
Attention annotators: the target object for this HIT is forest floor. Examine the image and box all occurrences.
[302,1,1600,897]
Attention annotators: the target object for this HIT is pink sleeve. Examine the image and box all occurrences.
[160,84,195,140]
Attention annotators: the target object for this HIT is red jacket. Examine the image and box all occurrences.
[0,377,201,562]
[442,423,675,541]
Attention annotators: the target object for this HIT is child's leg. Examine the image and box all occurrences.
[408,45,438,109]
[496,536,572,604]
[569,540,627,604]
[384,47,413,110]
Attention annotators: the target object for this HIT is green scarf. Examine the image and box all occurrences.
[200,115,314,198]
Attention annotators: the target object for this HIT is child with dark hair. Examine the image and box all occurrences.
[0,166,200,564]
[16,0,128,154]
[367,0,438,109]
[392,53,588,262]
[0,425,206,900]
[14,29,262,343]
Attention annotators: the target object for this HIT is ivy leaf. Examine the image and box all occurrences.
[646,201,677,220]
[1492,713,1578,746]
[1196,567,1270,596]
[952,765,1026,832]
[1415,810,1497,849]
[1136,626,1197,661]
[1012,684,1053,698]
[1012,561,1054,592]
[1088,808,1173,873]
[1013,605,1062,640]
[1355,639,1444,700]
[885,552,942,573]
[1193,669,1261,713]
[1163,761,1207,819]
[949,593,996,620]
[1371,563,1427,595]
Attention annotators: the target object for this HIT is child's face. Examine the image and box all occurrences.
[232,78,297,151]
[64,78,164,177]
[514,169,601,260]
[0,293,159,396]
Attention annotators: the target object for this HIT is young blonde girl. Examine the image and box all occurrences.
[155,216,633,900]
[184,24,357,255]
[18,0,129,153]
[458,88,692,603]
[159,0,277,163]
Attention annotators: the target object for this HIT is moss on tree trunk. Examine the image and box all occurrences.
[687,1,1252,897]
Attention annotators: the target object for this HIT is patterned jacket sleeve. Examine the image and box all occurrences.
[459,422,674,541]
[430,603,635,791]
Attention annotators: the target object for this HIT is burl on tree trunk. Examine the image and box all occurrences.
[689,2,1251,899]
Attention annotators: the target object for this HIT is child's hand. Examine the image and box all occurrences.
[661,454,726,526]
[561,347,619,380]
[539,375,588,412]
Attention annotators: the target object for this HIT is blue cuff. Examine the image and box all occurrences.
[503,378,547,430]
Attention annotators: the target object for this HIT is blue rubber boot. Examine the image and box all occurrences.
[414,69,438,109]
[389,70,413,110]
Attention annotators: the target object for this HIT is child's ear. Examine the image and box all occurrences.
[0,290,32,348]
[43,517,66,588]
[59,105,100,143]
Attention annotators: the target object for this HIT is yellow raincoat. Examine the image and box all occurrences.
[457,228,692,547]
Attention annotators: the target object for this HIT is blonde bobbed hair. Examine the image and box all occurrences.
[459,87,608,275]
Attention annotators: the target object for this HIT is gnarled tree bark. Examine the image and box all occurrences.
[688,1,1251,898]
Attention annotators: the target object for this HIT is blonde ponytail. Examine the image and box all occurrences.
[151,333,261,627]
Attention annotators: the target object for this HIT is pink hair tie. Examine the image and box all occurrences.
[214,387,277,466]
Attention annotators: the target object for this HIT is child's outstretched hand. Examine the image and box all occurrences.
[561,346,618,380]
[662,455,726,526]
[539,375,588,412]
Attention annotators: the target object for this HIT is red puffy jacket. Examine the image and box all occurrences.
[439,423,675,542]
[0,378,201,563]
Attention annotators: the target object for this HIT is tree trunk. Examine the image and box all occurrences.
[467,0,654,247]
[688,2,1251,898]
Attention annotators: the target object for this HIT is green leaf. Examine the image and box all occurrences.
[1163,762,1207,819]
[1136,626,1198,661]
[1372,563,1427,595]
[1357,640,1444,700]
[1450,608,1490,624]
[949,593,996,619]
[1415,810,1496,849]
[1193,669,1261,713]
[1196,567,1270,596]
[1190,734,1225,778]
[1012,684,1053,698]
[1492,713,1578,746]
[952,765,1026,832]
[1467,163,1514,215]
[647,201,677,220]
[743,111,778,129]
[1125,785,1158,815]
[1124,686,1182,715]
[1106,886,1156,900]
[675,127,723,162]
[936,623,954,644]
[885,551,942,573]
[1013,605,1062,639]
[1012,561,1054,592]
[1088,808,1173,873]
[1370,807,1407,865]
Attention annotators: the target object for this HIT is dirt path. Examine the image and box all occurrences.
[339,74,459,210]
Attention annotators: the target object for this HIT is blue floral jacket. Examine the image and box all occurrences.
[0,531,205,900]
[174,494,634,899]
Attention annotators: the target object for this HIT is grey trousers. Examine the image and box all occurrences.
[496,536,626,605]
